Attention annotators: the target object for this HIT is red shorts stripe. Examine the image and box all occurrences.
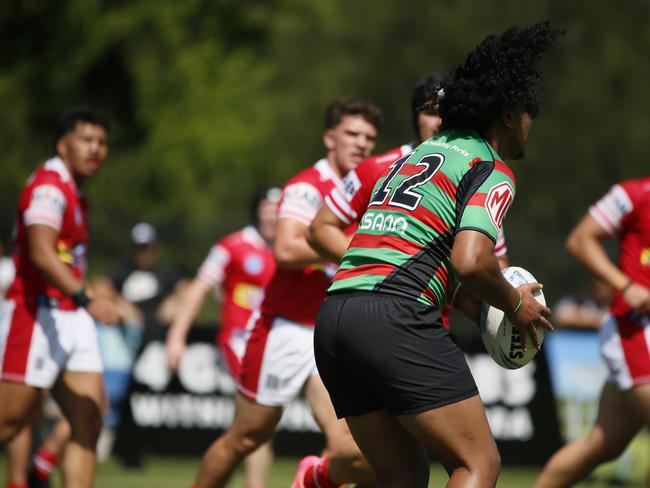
[238,313,273,400]
[1,301,37,381]
[218,338,242,379]
[617,314,650,385]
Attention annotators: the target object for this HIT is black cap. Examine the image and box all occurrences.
[411,73,445,136]
[251,186,281,225]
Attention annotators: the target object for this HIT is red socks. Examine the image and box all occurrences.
[303,456,339,488]
[32,447,58,480]
[6,482,29,488]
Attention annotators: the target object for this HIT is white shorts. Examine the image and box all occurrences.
[0,300,103,388]
[237,314,318,406]
[600,312,650,390]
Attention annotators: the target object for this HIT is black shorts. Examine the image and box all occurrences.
[314,292,478,418]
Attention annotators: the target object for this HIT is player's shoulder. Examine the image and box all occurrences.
[27,158,73,191]
[489,158,515,186]
[284,162,322,187]
[221,226,265,249]
[354,145,412,181]
[28,167,66,190]
[617,177,650,201]
[364,145,411,166]
[284,159,337,195]
[218,229,244,248]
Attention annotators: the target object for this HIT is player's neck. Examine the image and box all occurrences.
[325,154,345,179]
[59,157,85,188]
[482,127,510,161]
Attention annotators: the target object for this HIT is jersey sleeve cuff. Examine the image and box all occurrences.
[455,226,497,244]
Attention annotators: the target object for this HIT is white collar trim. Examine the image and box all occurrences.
[44,156,74,185]
[314,158,342,186]
[242,225,266,247]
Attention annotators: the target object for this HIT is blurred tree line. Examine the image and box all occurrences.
[1,0,649,302]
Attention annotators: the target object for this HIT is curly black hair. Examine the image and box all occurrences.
[439,21,563,133]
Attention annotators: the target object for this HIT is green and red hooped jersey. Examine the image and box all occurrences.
[328,129,516,309]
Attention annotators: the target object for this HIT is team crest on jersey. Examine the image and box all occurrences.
[31,184,66,211]
[486,182,514,231]
[342,171,361,199]
[244,254,264,275]
[283,183,321,211]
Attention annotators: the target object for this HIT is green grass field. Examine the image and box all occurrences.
[1,454,648,487]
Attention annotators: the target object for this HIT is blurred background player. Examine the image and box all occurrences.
[95,222,185,344]
[5,271,150,488]
[553,278,612,330]
[314,21,559,487]
[534,176,650,488]
[0,107,121,488]
[165,185,280,488]
[189,98,381,488]
[308,73,445,263]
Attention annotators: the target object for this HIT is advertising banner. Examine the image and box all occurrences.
[116,322,562,465]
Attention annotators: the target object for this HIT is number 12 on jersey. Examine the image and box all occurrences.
[369,153,445,211]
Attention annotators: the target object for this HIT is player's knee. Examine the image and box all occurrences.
[0,411,29,444]
[0,421,22,444]
[68,404,103,445]
[596,442,627,464]
[228,428,268,457]
[486,446,501,472]
[585,429,625,463]
[462,444,501,484]
[323,427,355,454]
[484,449,502,482]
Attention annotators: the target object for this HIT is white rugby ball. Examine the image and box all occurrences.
[479,266,546,370]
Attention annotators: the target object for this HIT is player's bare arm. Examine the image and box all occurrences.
[28,225,85,295]
[166,277,213,371]
[307,204,351,263]
[451,253,510,325]
[566,213,650,314]
[27,224,120,325]
[274,217,322,269]
[451,229,552,348]
[91,275,143,324]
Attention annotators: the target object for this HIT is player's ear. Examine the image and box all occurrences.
[323,128,335,151]
[501,110,522,129]
[56,136,67,160]
[501,110,514,129]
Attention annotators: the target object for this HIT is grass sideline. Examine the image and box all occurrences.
[0,455,647,487]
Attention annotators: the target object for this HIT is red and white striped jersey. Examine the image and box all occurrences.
[7,157,88,310]
[589,177,650,316]
[261,159,346,325]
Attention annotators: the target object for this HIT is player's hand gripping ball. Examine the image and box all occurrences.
[480,266,546,369]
